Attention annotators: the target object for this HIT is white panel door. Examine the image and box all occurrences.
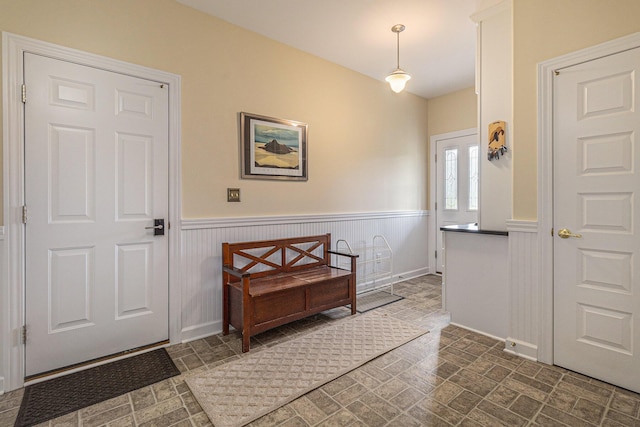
[435,134,479,272]
[554,47,640,392]
[24,53,169,376]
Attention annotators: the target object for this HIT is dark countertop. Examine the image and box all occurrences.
[440,223,508,236]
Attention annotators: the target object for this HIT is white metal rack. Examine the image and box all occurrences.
[336,235,395,295]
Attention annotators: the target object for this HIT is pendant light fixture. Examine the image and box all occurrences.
[385,24,411,93]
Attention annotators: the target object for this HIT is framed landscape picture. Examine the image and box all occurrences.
[240,112,308,181]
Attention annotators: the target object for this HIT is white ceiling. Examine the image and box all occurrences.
[176,0,479,99]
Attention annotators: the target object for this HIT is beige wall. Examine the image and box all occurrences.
[0,0,429,223]
[11,1,634,223]
[427,87,477,139]
[426,87,477,207]
[513,0,640,220]
[0,50,3,225]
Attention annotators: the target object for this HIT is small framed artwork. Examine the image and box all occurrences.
[488,120,507,161]
[240,112,308,181]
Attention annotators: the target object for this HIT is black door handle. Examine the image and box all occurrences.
[145,219,165,236]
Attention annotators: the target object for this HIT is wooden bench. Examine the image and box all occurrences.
[222,234,358,352]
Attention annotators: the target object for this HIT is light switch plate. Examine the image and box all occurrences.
[227,188,240,202]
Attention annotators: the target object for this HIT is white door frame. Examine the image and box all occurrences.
[537,32,640,365]
[1,32,182,392]
[429,128,478,273]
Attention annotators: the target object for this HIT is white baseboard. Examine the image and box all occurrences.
[396,267,431,281]
[449,322,505,343]
[180,321,222,343]
[504,337,538,361]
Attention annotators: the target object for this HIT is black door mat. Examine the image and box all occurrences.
[14,348,180,427]
[356,290,404,313]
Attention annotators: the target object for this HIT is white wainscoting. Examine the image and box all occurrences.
[442,231,509,340]
[179,211,430,342]
[505,220,539,361]
[0,226,4,393]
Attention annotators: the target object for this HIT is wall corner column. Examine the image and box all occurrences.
[471,0,513,232]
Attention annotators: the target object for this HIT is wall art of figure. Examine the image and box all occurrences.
[488,120,507,161]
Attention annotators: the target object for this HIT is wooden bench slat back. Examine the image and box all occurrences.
[222,234,331,282]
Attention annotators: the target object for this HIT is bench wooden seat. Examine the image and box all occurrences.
[222,234,358,352]
[230,265,353,296]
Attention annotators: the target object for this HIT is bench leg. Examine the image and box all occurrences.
[242,330,250,352]
[350,277,357,315]
[242,277,251,351]
[222,283,230,335]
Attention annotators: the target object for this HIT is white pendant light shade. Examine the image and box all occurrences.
[385,69,411,93]
[386,24,411,93]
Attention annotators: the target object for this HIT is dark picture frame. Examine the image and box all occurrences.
[240,112,308,181]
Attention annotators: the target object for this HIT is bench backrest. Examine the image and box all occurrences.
[222,234,331,282]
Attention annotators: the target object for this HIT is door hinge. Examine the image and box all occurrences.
[21,325,27,344]
[22,205,28,224]
[21,84,26,103]
[435,250,438,259]
[551,227,554,237]
[435,202,437,210]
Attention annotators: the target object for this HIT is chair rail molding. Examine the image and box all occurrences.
[181,210,429,230]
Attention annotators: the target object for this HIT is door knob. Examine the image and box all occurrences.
[145,219,165,236]
[558,228,582,239]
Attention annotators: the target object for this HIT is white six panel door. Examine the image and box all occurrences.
[24,53,169,376]
[554,47,640,392]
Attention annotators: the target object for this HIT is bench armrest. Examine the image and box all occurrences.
[327,250,358,273]
[327,250,359,259]
[223,264,250,278]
